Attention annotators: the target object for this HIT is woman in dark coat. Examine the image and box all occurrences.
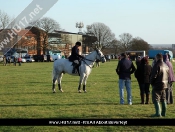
[135,57,152,104]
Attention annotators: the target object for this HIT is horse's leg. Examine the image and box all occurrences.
[52,74,58,93]
[78,75,85,93]
[52,79,57,93]
[57,73,64,92]
[78,84,81,93]
[83,76,88,93]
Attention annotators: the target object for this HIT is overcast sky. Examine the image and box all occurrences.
[0,0,175,44]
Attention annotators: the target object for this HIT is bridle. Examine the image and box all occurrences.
[82,49,104,68]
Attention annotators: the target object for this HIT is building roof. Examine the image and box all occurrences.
[0,29,36,37]
[17,29,36,37]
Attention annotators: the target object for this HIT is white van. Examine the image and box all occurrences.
[51,54,61,61]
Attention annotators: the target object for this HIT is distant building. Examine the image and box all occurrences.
[172,44,175,50]
[0,27,97,57]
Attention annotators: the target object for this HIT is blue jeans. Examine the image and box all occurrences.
[119,79,132,104]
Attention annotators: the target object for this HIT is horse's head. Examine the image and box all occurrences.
[95,48,106,63]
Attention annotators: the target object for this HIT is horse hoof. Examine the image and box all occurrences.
[84,90,87,93]
[78,90,81,93]
[60,89,64,92]
[53,91,56,93]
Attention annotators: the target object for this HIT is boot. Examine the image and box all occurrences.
[161,101,167,117]
[151,102,161,117]
[145,94,150,104]
[140,94,144,104]
[72,63,78,73]
[165,89,170,104]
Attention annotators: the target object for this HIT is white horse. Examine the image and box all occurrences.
[52,48,106,93]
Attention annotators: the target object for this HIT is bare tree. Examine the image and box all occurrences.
[111,39,121,55]
[31,17,60,33]
[118,33,133,52]
[8,16,16,29]
[130,37,151,53]
[89,22,115,49]
[30,17,61,54]
[0,10,10,29]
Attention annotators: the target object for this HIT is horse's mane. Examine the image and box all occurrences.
[85,50,97,58]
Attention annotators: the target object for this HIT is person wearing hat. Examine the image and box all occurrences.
[116,53,136,105]
[68,41,84,73]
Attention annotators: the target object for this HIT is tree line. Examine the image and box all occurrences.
[0,9,156,55]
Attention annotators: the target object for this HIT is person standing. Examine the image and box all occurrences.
[116,53,136,105]
[107,55,111,62]
[18,57,22,66]
[135,56,141,68]
[150,53,169,117]
[13,57,17,66]
[8,56,11,66]
[163,54,175,104]
[95,60,100,67]
[135,57,152,104]
[3,55,6,66]
[68,41,84,73]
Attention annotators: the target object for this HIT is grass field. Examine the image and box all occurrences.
[0,60,175,132]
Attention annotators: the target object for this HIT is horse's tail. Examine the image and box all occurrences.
[52,62,57,84]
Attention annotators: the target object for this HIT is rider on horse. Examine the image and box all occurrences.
[68,41,84,73]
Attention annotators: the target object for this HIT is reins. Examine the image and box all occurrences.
[82,58,94,68]
[83,58,94,62]
[81,50,101,68]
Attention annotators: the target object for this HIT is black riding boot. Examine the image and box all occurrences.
[140,94,145,104]
[145,94,150,104]
[72,63,78,73]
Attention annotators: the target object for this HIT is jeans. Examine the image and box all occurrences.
[119,79,132,105]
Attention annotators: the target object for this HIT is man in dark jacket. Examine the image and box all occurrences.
[68,41,84,73]
[116,53,136,105]
[151,53,169,117]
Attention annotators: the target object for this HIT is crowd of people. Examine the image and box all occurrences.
[116,52,175,117]
[2,56,22,66]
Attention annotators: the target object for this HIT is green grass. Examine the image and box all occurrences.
[0,60,175,132]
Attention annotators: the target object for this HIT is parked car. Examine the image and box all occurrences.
[24,56,35,62]
[9,56,26,63]
[21,58,26,63]
[44,55,47,62]
[33,55,44,62]
[51,54,61,61]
